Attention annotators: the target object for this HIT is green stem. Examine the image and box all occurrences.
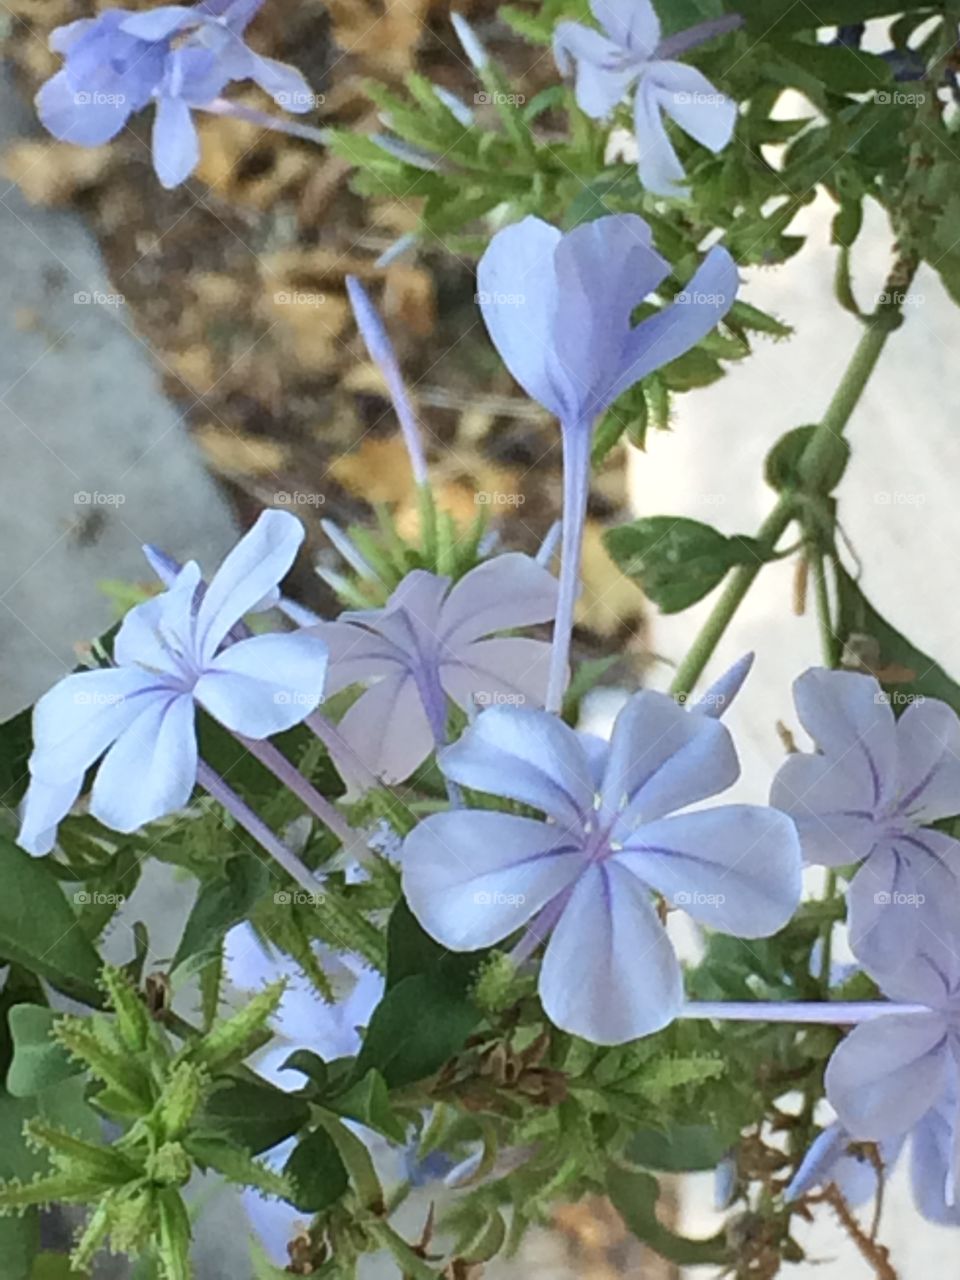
[669,306,905,700]
[812,553,839,669]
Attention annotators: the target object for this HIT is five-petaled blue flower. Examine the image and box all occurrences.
[18,510,327,853]
[402,691,802,1044]
[313,554,559,786]
[771,667,960,973]
[37,0,313,188]
[823,937,960,1211]
[553,0,737,197]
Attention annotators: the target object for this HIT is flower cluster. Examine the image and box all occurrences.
[9,5,960,1262]
[37,0,314,186]
[554,0,739,196]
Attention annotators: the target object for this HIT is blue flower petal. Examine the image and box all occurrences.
[194,510,304,662]
[825,1012,951,1141]
[615,805,802,937]
[440,706,595,831]
[611,246,739,397]
[439,553,558,648]
[403,810,584,950]
[29,667,172,782]
[89,692,197,832]
[196,631,327,737]
[591,0,660,56]
[18,775,85,857]
[540,861,682,1043]
[652,61,737,152]
[603,689,739,827]
[152,92,201,189]
[792,668,898,811]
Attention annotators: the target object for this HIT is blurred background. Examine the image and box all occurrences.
[1,1,959,1276]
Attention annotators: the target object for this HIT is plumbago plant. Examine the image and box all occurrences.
[4,0,960,1278]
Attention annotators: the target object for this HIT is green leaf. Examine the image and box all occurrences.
[770,41,891,94]
[625,1124,731,1173]
[656,0,724,36]
[328,1069,407,1143]
[385,899,481,994]
[279,1049,329,1092]
[661,347,726,392]
[283,1127,348,1213]
[6,1006,79,1099]
[0,838,101,1003]
[726,301,792,340]
[607,1165,729,1266]
[734,0,921,36]
[604,518,771,614]
[834,565,960,715]
[184,1135,290,1197]
[30,1255,85,1280]
[0,1217,38,1280]
[196,1077,310,1156]
[172,854,271,973]
[354,974,480,1088]
[0,709,32,811]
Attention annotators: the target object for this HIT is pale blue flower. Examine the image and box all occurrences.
[37,0,313,188]
[224,924,384,1266]
[402,691,801,1044]
[313,554,559,785]
[554,0,738,196]
[478,209,737,711]
[18,511,327,853]
[477,212,738,710]
[771,668,960,972]
[478,213,737,434]
[822,939,960,1208]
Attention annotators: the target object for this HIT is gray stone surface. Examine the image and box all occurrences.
[0,65,235,721]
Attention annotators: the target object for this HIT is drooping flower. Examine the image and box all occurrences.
[402,691,802,1044]
[785,1111,960,1227]
[785,1120,905,1209]
[477,212,738,710]
[313,554,559,785]
[224,924,384,1266]
[771,668,960,971]
[18,511,327,854]
[821,939,960,1208]
[478,213,737,435]
[553,0,739,197]
[37,0,313,188]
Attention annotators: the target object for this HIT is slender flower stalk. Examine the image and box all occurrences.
[680,1001,931,1024]
[547,422,591,712]
[233,734,355,846]
[657,14,745,59]
[536,520,562,569]
[305,710,384,796]
[345,276,430,488]
[201,97,331,146]
[196,761,322,897]
[320,520,382,583]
